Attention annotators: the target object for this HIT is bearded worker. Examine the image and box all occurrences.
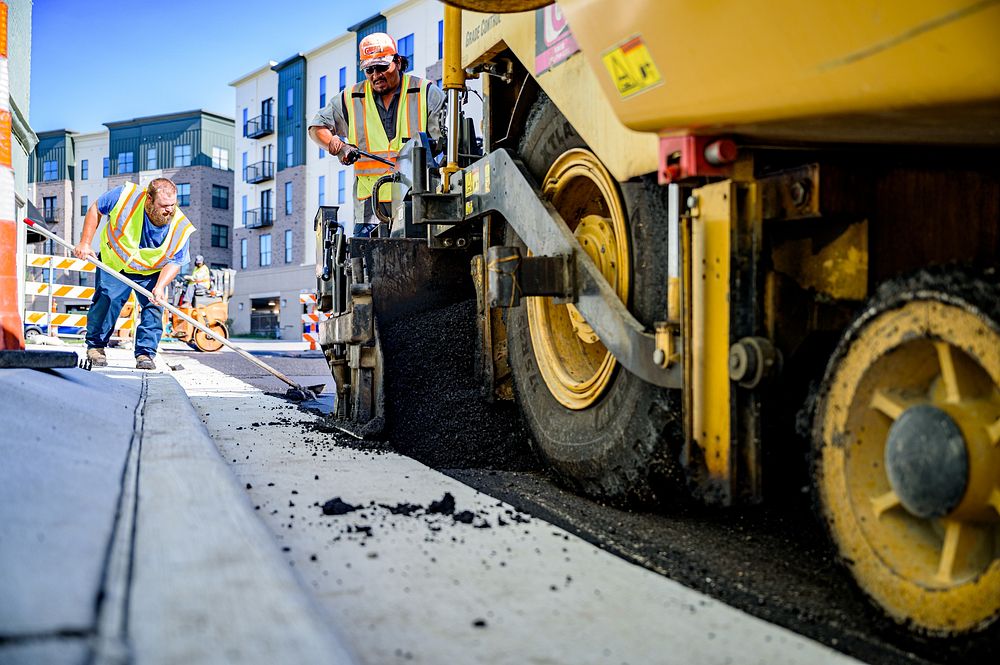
[73,178,194,370]
[308,32,445,236]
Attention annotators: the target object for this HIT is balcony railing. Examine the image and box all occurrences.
[43,209,59,222]
[244,207,275,229]
[244,160,275,184]
[244,114,275,139]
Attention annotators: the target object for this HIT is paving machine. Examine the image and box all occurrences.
[315,0,1000,637]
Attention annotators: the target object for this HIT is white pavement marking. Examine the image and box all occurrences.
[172,356,863,665]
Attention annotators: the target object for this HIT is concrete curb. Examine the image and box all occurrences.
[126,372,358,664]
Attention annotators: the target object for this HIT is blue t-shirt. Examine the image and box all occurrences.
[97,186,190,267]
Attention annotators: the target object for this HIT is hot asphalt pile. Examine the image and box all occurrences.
[379,298,539,471]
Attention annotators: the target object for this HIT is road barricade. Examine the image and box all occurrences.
[23,252,137,341]
[299,292,326,350]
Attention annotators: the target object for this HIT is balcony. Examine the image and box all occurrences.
[244,207,275,229]
[244,114,275,139]
[244,160,274,184]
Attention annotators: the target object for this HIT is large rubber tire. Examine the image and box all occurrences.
[193,321,228,353]
[812,267,1000,635]
[506,94,682,504]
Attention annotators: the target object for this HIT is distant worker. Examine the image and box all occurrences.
[73,178,194,370]
[183,254,211,306]
[308,32,445,237]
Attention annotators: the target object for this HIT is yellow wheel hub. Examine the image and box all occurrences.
[527,149,630,410]
[817,298,1000,634]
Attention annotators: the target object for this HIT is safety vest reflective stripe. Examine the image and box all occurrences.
[100,182,194,275]
[347,74,430,200]
[113,184,143,234]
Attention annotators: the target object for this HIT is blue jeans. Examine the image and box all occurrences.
[86,266,163,358]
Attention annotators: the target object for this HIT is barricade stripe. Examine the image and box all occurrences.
[24,311,133,329]
[25,281,95,299]
[26,253,96,272]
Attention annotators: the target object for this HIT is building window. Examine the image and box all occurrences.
[103,157,110,177]
[146,147,157,170]
[319,146,325,160]
[318,175,325,206]
[241,238,248,269]
[212,185,229,209]
[285,181,293,215]
[286,87,294,120]
[285,135,293,167]
[259,233,272,267]
[242,151,248,181]
[438,20,444,60]
[42,160,58,181]
[319,75,327,108]
[212,146,229,170]
[174,144,192,167]
[398,34,414,72]
[338,170,345,204]
[338,66,346,92]
[241,194,248,227]
[176,183,191,206]
[242,107,248,135]
[117,152,134,174]
[211,223,229,248]
[284,229,293,263]
[80,195,89,216]
[81,159,89,180]
[43,196,56,221]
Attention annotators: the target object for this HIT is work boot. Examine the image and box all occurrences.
[135,354,156,370]
[87,347,108,367]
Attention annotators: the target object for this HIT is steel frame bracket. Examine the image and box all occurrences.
[454,149,681,389]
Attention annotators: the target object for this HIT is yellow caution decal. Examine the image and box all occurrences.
[602,35,662,98]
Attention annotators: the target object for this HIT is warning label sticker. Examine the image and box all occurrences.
[465,168,480,197]
[601,35,662,99]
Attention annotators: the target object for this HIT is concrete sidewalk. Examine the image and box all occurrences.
[0,347,356,665]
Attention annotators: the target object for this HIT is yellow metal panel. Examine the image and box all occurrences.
[461,9,659,180]
[691,182,734,485]
[771,220,869,301]
[558,0,1000,142]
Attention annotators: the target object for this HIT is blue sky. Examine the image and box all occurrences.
[30,0,394,133]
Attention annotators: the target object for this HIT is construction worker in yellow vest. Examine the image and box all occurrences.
[309,32,445,237]
[73,178,194,370]
[183,254,211,306]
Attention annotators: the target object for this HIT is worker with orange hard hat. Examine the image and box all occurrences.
[308,32,445,236]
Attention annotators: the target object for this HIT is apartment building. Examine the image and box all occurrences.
[229,0,482,339]
[27,111,235,315]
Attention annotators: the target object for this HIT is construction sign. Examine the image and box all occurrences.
[602,35,663,99]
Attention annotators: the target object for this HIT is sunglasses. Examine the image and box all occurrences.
[364,63,391,76]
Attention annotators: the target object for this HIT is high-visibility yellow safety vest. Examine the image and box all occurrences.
[191,264,210,287]
[100,182,195,275]
[346,73,430,202]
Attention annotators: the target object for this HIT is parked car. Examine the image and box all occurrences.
[24,323,86,339]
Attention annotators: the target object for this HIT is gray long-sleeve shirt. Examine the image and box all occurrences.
[309,76,445,145]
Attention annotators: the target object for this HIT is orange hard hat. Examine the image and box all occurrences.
[359,33,397,68]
